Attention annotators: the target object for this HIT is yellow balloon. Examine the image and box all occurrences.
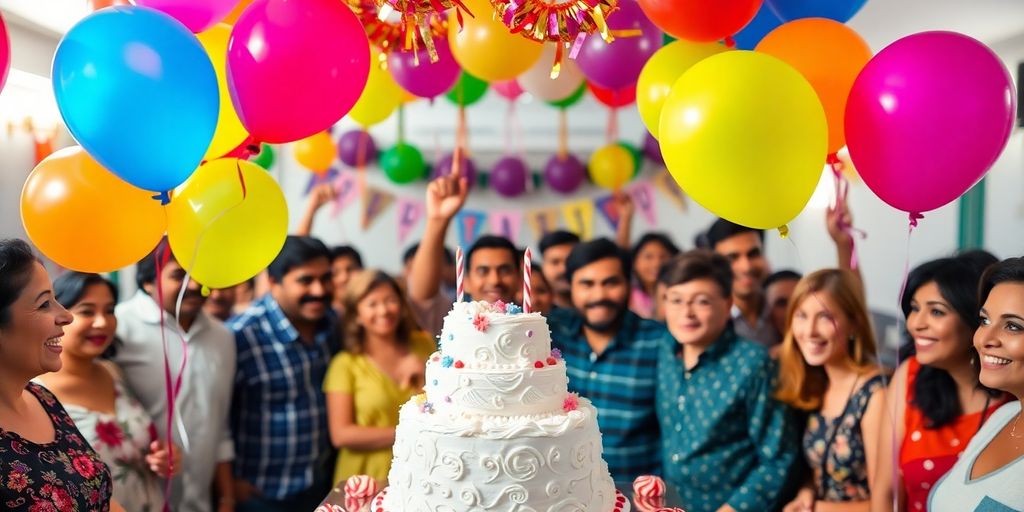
[638,40,727,139]
[448,0,543,81]
[197,24,248,161]
[348,51,403,127]
[588,144,635,190]
[293,131,336,173]
[659,51,827,230]
[21,146,167,273]
[166,159,288,289]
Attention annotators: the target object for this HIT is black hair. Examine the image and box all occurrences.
[0,239,39,328]
[764,270,803,290]
[979,256,1024,310]
[539,230,581,255]
[705,218,765,250]
[329,245,364,268]
[466,235,518,270]
[267,236,331,282]
[53,272,121,358]
[901,254,1002,429]
[402,243,455,266]
[565,238,631,284]
[657,249,733,298]
[631,233,680,274]
[135,236,173,290]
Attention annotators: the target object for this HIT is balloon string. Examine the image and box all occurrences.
[891,213,920,512]
[397,105,406,144]
[828,154,865,270]
[607,106,619,144]
[153,241,184,512]
[558,109,568,159]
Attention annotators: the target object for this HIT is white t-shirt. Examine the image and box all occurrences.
[928,401,1024,511]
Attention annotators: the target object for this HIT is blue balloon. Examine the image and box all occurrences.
[52,6,218,194]
[766,0,868,23]
[732,5,784,50]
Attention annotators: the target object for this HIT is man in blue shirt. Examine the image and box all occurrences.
[656,250,799,512]
[228,236,340,512]
[546,238,666,482]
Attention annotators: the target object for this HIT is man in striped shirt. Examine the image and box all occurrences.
[546,238,667,482]
[228,236,340,511]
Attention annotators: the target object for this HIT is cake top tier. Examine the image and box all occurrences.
[439,300,552,368]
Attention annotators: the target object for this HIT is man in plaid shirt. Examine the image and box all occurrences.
[228,236,340,511]
[546,238,667,482]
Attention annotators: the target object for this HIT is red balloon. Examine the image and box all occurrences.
[587,82,636,108]
[86,0,130,10]
[638,0,762,42]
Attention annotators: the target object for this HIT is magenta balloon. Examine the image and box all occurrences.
[492,80,524,101]
[0,12,9,94]
[227,0,370,144]
[845,32,1015,214]
[575,1,662,90]
[544,153,585,194]
[389,39,461,99]
[491,156,529,197]
[337,129,378,167]
[132,0,240,32]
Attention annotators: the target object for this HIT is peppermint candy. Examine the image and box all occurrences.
[633,474,667,497]
[344,474,379,498]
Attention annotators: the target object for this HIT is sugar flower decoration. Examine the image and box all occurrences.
[550,348,562,360]
[493,300,507,312]
[563,393,579,412]
[472,313,490,332]
[506,304,523,315]
[442,356,454,368]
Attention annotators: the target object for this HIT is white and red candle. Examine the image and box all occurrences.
[523,247,532,313]
[455,246,464,303]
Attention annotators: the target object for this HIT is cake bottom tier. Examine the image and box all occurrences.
[382,403,621,512]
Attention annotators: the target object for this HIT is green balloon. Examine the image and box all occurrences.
[250,143,275,170]
[617,142,643,176]
[545,83,587,109]
[445,71,489,107]
[381,143,426,184]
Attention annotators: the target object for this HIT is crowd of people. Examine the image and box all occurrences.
[1,168,1022,512]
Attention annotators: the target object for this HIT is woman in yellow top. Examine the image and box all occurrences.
[324,270,436,486]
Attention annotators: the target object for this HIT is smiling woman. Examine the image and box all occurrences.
[0,238,117,511]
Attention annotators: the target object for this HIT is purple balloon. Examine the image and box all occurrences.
[491,156,529,197]
[388,38,460,99]
[643,133,663,165]
[337,130,377,167]
[575,1,661,90]
[433,152,477,188]
[544,153,585,194]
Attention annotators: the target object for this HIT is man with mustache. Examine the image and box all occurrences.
[114,237,238,512]
[228,236,340,511]
[539,230,579,310]
[547,238,667,482]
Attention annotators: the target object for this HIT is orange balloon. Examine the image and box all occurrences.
[756,18,872,154]
[293,131,336,173]
[86,0,129,11]
[448,0,543,81]
[21,146,167,272]
[222,0,254,25]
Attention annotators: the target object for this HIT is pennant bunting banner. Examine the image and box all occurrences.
[455,209,488,248]
[395,197,425,245]
[489,210,523,243]
[594,194,621,230]
[629,180,658,226]
[361,185,395,230]
[526,207,561,238]
[561,200,594,241]
[331,170,361,217]
[653,170,688,211]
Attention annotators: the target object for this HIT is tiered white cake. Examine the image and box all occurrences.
[378,301,629,512]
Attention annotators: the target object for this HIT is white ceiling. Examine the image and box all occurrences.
[2,0,1023,152]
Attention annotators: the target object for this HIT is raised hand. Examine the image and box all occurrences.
[425,163,469,222]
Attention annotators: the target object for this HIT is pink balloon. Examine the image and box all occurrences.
[518,44,585,102]
[227,0,370,144]
[132,0,241,32]
[388,39,460,99]
[0,12,8,94]
[845,32,1015,214]
[492,80,524,101]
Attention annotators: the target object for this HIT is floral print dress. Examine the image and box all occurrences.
[58,372,165,512]
[803,374,886,501]
[0,383,113,511]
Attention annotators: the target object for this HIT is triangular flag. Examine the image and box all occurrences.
[594,194,620,230]
[526,207,560,238]
[395,198,425,245]
[629,180,657,226]
[490,210,523,243]
[304,167,339,196]
[361,185,395,230]
[653,170,688,211]
[561,200,594,241]
[330,170,361,217]
[455,209,488,248]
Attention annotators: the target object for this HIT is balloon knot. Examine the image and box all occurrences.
[908,212,924,227]
[777,225,790,239]
[152,191,171,205]
[826,153,841,165]
[201,286,211,297]
[723,35,736,48]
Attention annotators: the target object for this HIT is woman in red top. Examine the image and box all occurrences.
[872,254,1009,511]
